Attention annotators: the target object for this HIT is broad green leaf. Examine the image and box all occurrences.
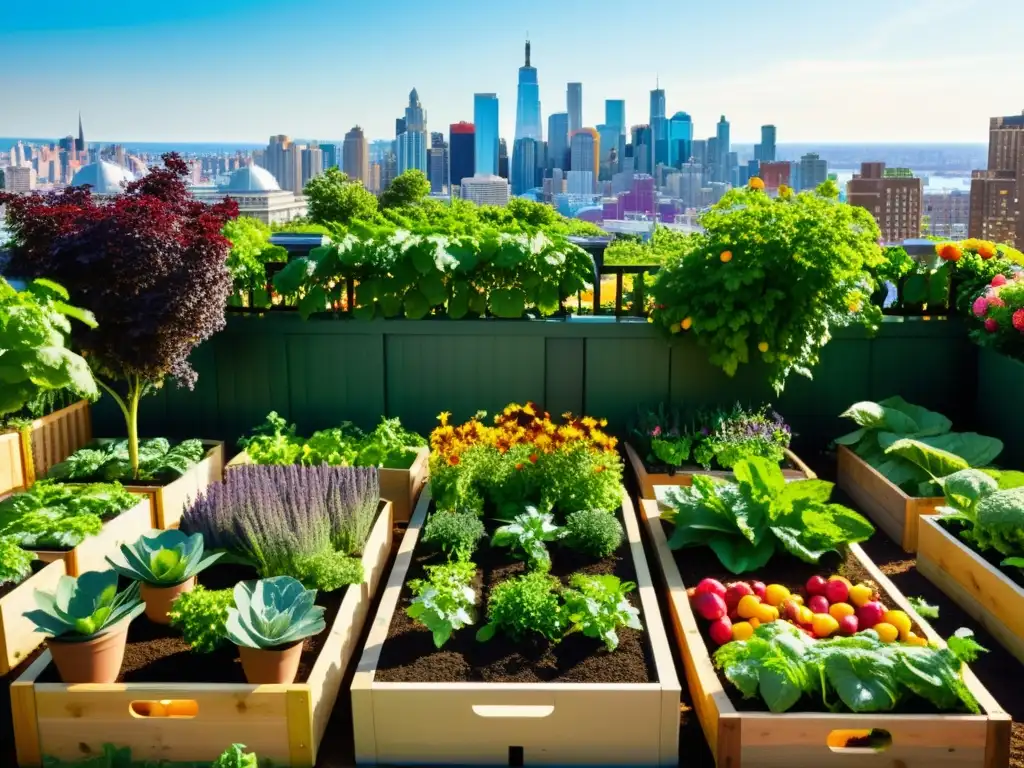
[488,287,527,318]
[351,302,376,321]
[834,427,866,446]
[402,288,430,320]
[410,242,436,275]
[774,479,835,510]
[884,438,969,480]
[733,457,786,501]
[447,289,470,320]
[419,273,447,306]
[297,286,329,320]
[841,401,915,432]
[272,257,315,296]
[378,294,402,318]
[535,282,561,315]
[707,533,775,575]
[468,290,487,316]
[877,396,952,437]
[982,469,1024,490]
[758,667,803,713]
[912,433,1004,469]
[902,273,928,306]
[940,469,998,505]
[824,652,900,712]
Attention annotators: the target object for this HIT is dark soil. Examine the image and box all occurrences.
[375,504,656,684]
[0,560,48,601]
[35,563,348,685]
[936,518,1024,588]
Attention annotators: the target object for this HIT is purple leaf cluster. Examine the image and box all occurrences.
[180,464,379,578]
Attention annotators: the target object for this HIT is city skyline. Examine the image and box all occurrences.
[2,0,1022,144]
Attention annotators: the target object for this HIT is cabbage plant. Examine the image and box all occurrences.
[225,576,326,649]
[23,570,145,641]
[106,529,222,586]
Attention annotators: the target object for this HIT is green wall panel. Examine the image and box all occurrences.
[544,338,584,418]
[976,347,1024,469]
[215,333,290,442]
[585,337,670,429]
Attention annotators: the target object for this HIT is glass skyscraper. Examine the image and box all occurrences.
[511,137,540,195]
[715,115,730,183]
[567,82,583,134]
[474,93,499,176]
[605,99,626,135]
[397,89,428,174]
[547,112,569,172]
[449,122,475,187]
[514,40,542,142]
[650,88,667,168]
[668,112,693,167]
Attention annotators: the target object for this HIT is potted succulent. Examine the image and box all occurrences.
[105,529,223,624]
[22,569,145,682]
[225,576,326,684]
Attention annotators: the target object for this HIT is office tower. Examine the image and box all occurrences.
[3,165,35,192]
[547,112,570,172]
[668,112,693,167]
[691,139,708,171]
[970,112,1024,246]
[679,162,703,209]
[847,163,923,243]
[631,124,653,176]
[715,116,730,183]
[498,139,509,179]
[799,152,828,190]
[567,82,583,134]
[650,86,667,168]
[570,129,599,192]
[759,161,791,192]
[514,40,542,142]
[755,125,777,163]
[511,137,541,195]
[301,144,323,189]
[381,152,398,191]
[597,124,619,180]
[925,190,971,239]
[263,135,298,191]
[449,122,475,187]
[396,117,407,137]
[727,151,739,187]
[605,99,626,135]
[428,132,450,193]
[397,88,429,174]
[320,143,338,170]
[566,170,594,195]
[461,175,509,206]
[76,113,85,153]
[706,137,718,179]
[474,93,499,176]
[343,126,369,184]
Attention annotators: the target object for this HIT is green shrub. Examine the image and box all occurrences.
[563,509,624,558]
[422,509,485,561]
[476,571,564,643]
[293,550,364,592]
[169,585,233,653]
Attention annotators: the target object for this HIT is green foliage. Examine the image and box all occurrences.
[650,187,884,392]
[421,508,486,561]
[225,576,326,650]
[562,509,624,558]
[211,744,259,768]
[476,571,564,643]
[0,480,138,548]
[563,573,641,651]
[491,505,564,571]
[0,534,35,587]
[41,741,263,767]
[935,468,1024,567]
[169,585,233,653]
[908,596,940,619]
[662,457,874,574]
[222,217,287,302]
[407,559,477,648]
[604,227,689,266]
[0,277,98,416]
[292,550,364,592]
[379,170,430,210]
[713,621,984,714]
[106,530,222,587]
[49,438,206,484]
[304,167,379,227]
[24,570,145,641]
[974,486,1024,558]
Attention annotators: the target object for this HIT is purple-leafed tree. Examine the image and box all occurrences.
[1,153,238,478]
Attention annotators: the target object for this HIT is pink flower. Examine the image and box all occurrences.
[1014,309,1024,332]
[991,274,1008,288]
[985,318,999,333]
[973,296,989,317]
[650,425,662,437]
[989,296,1006,308]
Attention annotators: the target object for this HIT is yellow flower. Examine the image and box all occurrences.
[848,302,861,313]
[437,411,451,426]
[670,323,681,334]
[681,317,693,330]
[758,341,769,353]
[647,316,654,323]
[748,177,765,191]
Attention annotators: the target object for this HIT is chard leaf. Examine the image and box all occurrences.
[773,479,835,511]
[721,657,762,698]
[823,651,900,712]
[884,439,969,482]
[707,533,775,575]
[758,666,804,713]
[940,469,998,506]
[876,396,952,436]
[733,456,786,501]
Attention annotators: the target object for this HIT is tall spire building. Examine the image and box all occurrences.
[397,88,428,175]
[514,39,542,141]
[76,113,85,153]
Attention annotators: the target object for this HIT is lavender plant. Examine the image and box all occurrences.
[180,464,379,591]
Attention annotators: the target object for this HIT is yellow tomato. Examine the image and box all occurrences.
[848,583,874,608]
[905,632,928,647]
[797,606,814,625]
[731,621,755,642]
[758,341,769,353]
[812,613,840,638]
[737,595,762,620]
[874,622,899,643]
[828,602,855,621]
[748,617,761,629]
[790,594,804,606]
[882,610,912,639]
[754,603,779,623]
[764,584,790,606]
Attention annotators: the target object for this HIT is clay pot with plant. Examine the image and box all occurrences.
[226,576,326,684]
[105,529,222,624]
[23,570,146,683]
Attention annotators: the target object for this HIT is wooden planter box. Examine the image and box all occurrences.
[31,496,153,577]
[639,497,1011,768]
[11,500,394,768]
[0,400,93,495]
[0,559,67,676]
[351,487,681,767]
[836,445,943,553]
[121,441,225,530]
[625,442,815,501]
[918,516,1024,665]
[225,445,429,524]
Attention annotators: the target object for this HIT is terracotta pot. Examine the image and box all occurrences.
[237,641,304,684]
[47,624,129,684]
[141,576,196,624]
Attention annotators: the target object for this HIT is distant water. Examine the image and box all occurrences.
[832,169,971,193]
[0,138,264,154]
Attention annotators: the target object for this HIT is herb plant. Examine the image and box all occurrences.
[421,508,486,561]
[563,574,642,651]
[169,585,233,653]
[24,570,145,641]
[476,571,564,643]
[714,621,985,714]
[491,506,563,571]
[48,438,207,484]
[226,576,326,650]
[562,509,624,558]
[662,457,874,574]
[105,530,222,587]
[212,743,260,768]
[0,535,34,587]
[0,480,138,548]
[407,560,477,648]
[293,551,364,592]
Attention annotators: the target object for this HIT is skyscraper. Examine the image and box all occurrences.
[301,144,323,189]
[567,83,583,134]
[397,89,429,174]
[429,132,450,194]
[631,124,653,176]
[848,163,922,243]
[514,40,542,142]
[668,112,693,167]
[449,122,475,187]
[605,100,626,135]
[547,112,569,172]
[474,93,499,176]
[799,152,827,190]
[320,143,338,170]
[757,125,777,163]
[511,137,540,195]
[596,124,619,180]
[715,116,730,183]
[343,126,369,184]
[570,129,599,192]
[498,139,509,180]
[650,86,667,168]
[76,113,85,153]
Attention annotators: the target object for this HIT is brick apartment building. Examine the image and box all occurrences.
[847,162,922,243]
[970,112,1024,247]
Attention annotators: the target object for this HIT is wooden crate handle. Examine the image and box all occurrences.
[471,705,555,719]
[826,728,892,753]
[128,699,199,718]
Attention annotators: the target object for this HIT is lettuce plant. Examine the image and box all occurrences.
[491,506,564,571]
[662,457,874,574]
[421,508,485,562]
[0,480,138,548]
[407,560,477,648]
[212,743,259,768]
[477,571,564,643]
[936,468,1024,566]
[0,535,34,588]
[48,438,206,485]
[563,574,642,651]
[225,576,326,650]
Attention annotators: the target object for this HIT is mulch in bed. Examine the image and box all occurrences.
[36,563,348,685]
[374,504,657,685]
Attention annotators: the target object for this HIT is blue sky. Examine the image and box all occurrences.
[1,0,1020,144]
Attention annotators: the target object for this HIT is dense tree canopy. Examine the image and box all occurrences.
[303,167,378,227]
[380,170,430,210]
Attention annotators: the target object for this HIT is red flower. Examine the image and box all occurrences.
[992,274,1008,288]
[515,462,525,470]
[984,318,999,333]
[937,243,962,262]
[529,453,538,463]
[448,454,460,466]
[1014,309,1024,332]
[978,242,997,260]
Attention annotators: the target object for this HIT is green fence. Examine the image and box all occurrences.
[92,315,974,458]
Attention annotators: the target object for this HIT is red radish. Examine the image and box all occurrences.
[824,579,849,605]
[838,615,859,636]
[694,592,728,621]
[780,599,802,621]
[728,609,740,623]
[806,575,828,596]
[724,582,754,609]
[708,617,733,646]
[696,578,727,599]
[749,581,767,599]
[857,601,885,629]
[807,595,830,615]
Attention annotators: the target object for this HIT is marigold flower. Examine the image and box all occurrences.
[529,453,538,463]
[1014,309,1024,332]
[985,318,999,333]
[515,462,525,470]
[720,250,733,263]
[973,296,990,317]
[437,411,451,426]
[448,454,460,466]
[594,465,605,473]
[978,242,997,260]
[992,274,1008,288]
[748,177,765,191]
[937,243,962,262]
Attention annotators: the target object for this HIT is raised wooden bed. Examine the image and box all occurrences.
[225,445,429,524]
[836,445,943,553]
[351,487,681,767]
[639,496,1011,768]
[0,430,26,496]
[0,400,93,495]
[10,500,394,768]
[121,441,225,530]
[918,516,1024,665]
[0,559,67,676]
[625,441,815,501]
[31,496,153,577]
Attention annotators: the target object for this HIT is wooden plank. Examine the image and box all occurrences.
[29,400,93,481]
[836,446,942,552]
[0,559,67,675]
[0,429,27,495]
[918,516,1024,664]
[123,441,224,529]
[11,678,41,767]
[286,687,314,768]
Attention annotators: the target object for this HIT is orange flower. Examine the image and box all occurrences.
[748,177,765,191]
[720,251,733,263]
[937,243,962,262]
[448,454,460,466]
[978,242,997,260]
[515,463,525,470]
[529,453,538,463]
[594,465,605,473]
